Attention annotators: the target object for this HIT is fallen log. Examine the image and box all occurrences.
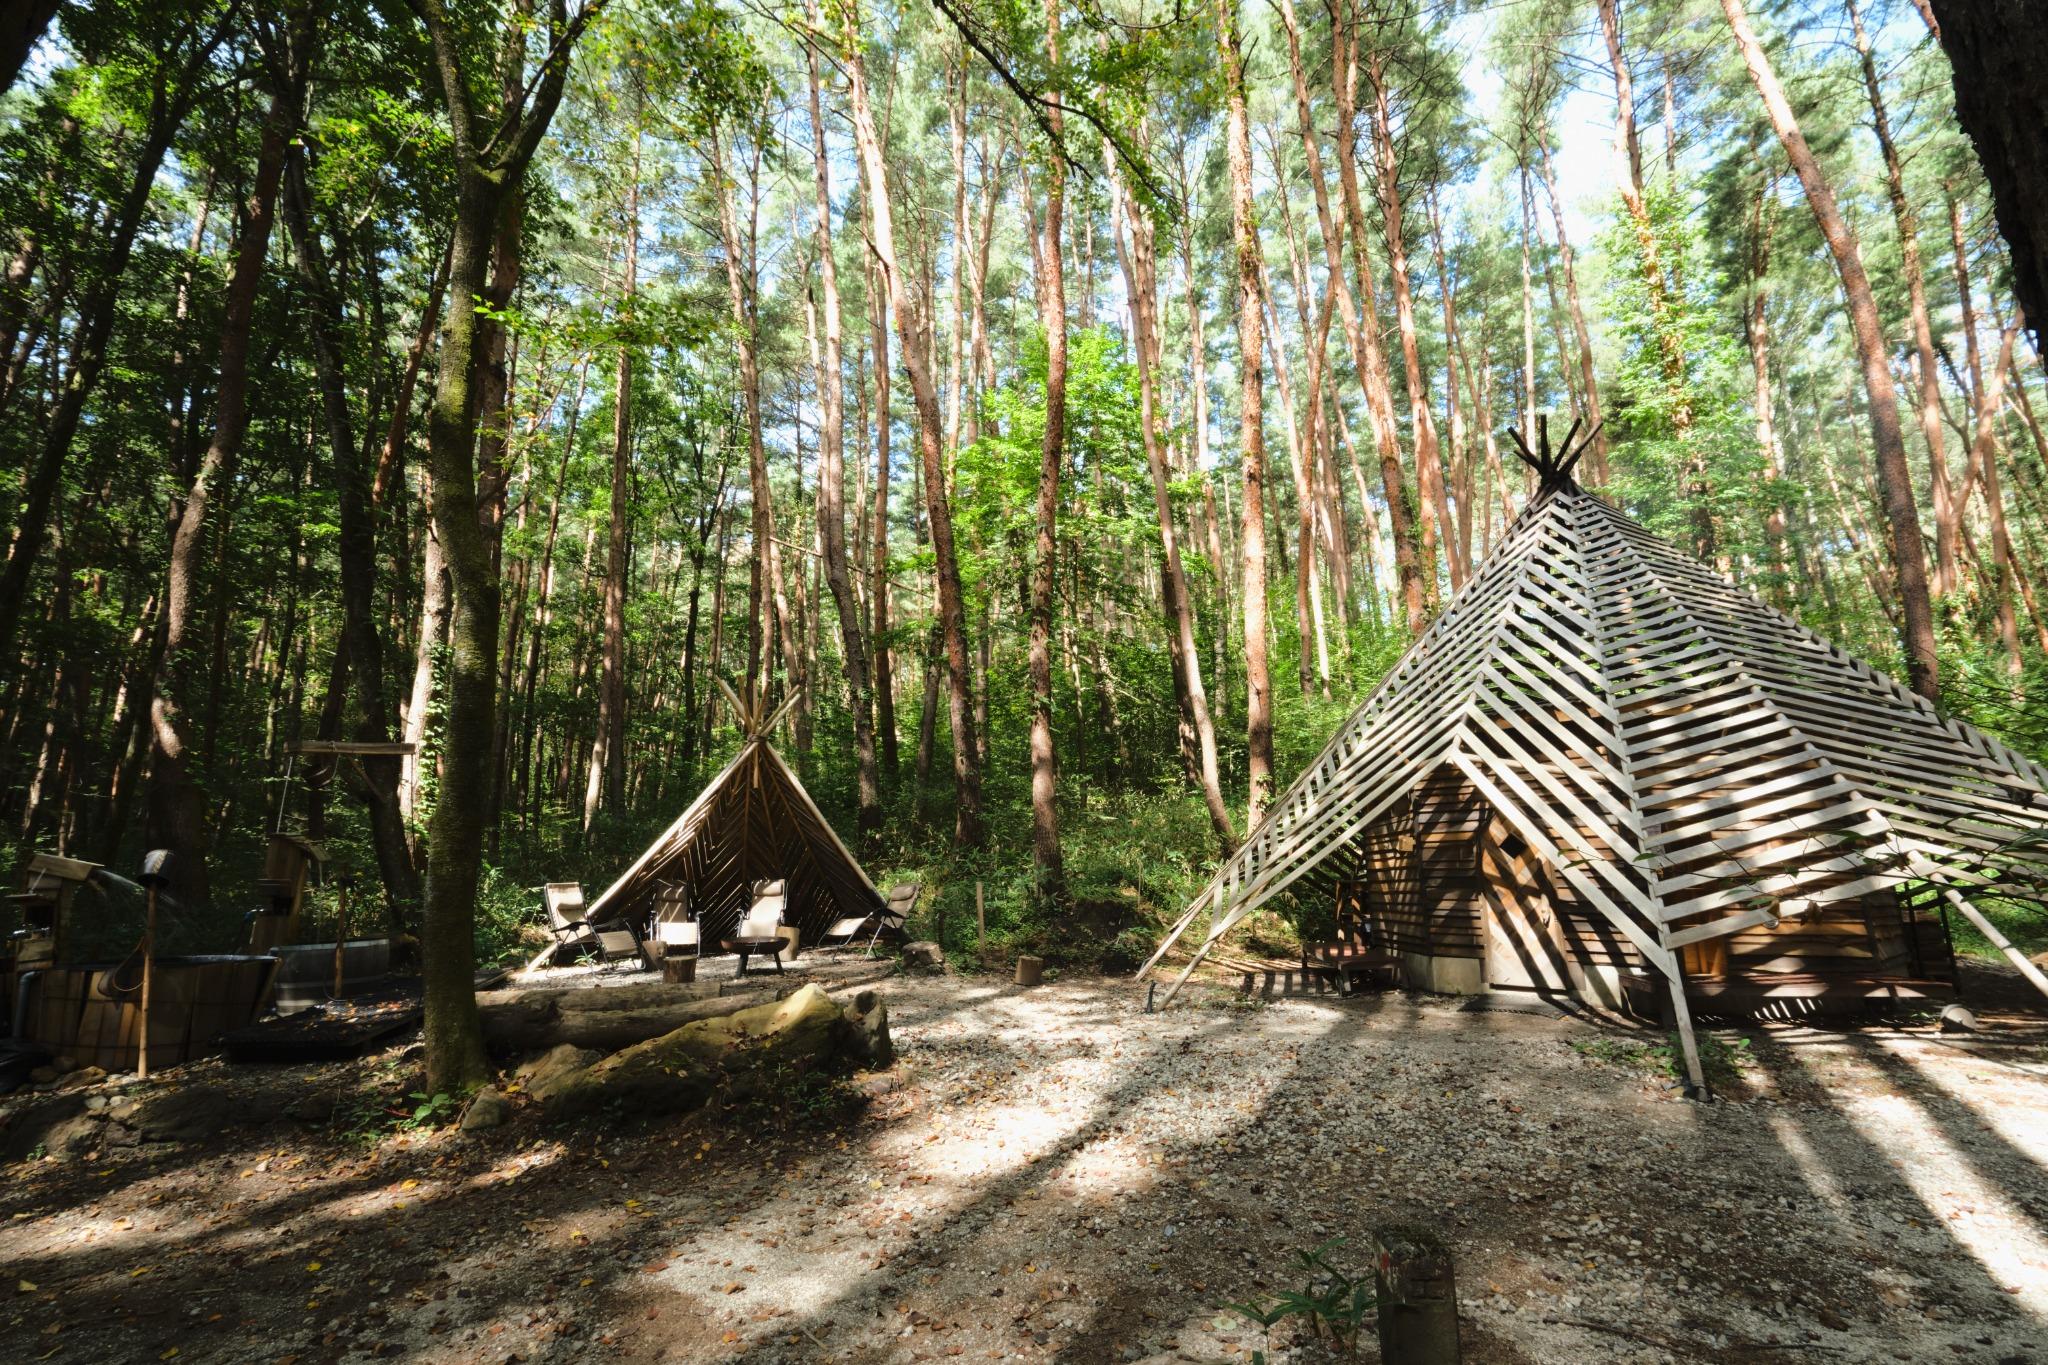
[477,979,745,1014]
[546,983,889,1119]
[480,984,773,1053]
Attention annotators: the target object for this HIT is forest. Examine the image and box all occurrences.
[2,0,2047,1093]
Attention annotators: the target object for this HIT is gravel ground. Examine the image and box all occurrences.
[3,968,2046,1364]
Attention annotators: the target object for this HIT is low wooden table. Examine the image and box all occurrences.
[722,936,785,976]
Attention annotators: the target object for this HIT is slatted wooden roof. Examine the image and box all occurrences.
[1142,424,2048,1012]
[585,735,884,951]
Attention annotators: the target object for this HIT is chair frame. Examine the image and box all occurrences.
[539,882,647,972]
[649,882,700,963]
[724,879,789,976]
[817,880,917,956]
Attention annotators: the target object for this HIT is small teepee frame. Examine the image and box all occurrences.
[585,683,885,951]
[1142,420,2048,1092]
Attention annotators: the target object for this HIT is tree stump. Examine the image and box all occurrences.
[1014,955,1044,987]
[661,955,698,985]
[1373,1224,1460,1364]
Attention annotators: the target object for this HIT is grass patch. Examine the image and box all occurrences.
[1948,894,2048,963]
[1571,1031,1753,1089]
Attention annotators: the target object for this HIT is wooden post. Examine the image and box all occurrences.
[1374,1225,1460,1364]
[137,880,157,1081]
[331,874,350,1000]
[1665,968,1711,1100]
[976,880,985,957]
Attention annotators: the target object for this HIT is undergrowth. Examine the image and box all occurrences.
[1571,1031,1754,1089]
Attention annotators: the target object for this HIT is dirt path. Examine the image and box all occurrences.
[3,973,2047,1364]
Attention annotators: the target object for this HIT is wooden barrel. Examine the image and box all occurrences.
[27,956,277,1072]
[25,967,92,1053]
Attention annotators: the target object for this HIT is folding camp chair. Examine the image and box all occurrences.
[722,879,788,975]
[542,883,598,959]
[818,879,918,956]
[540,882,645,972]
[650,883,699,963]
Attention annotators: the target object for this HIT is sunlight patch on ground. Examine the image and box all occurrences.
[1830,1045,2048,1321]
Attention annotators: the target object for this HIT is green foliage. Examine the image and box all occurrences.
[1598,181,1770,563]
[1225,1238,1378,1358]
[1570,1032,1754,1089]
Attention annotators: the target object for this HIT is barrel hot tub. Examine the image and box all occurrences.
[19,956,278,1073]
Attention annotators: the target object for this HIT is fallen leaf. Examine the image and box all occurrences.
[306,1262,323,1273]
[17,1279,36,1292]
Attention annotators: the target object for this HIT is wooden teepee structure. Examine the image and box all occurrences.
[1142,421,2048,1092]
[586,685,884,951]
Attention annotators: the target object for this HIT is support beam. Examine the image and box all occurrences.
[1933,880,2048,1002]
[1664,967,1711,1100]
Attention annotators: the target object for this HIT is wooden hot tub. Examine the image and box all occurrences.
[19,955,278,1072]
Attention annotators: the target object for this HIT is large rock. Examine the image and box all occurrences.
[515,1044,604,1103]
[548,984,850,1120]
[460,1088,512,1132]
[1,1092,90,1161]
[129,1082,286,1143]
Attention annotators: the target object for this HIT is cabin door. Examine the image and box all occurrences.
[1481,827,1571,991]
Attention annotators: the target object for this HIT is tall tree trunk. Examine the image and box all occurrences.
[1535,131,1609,486]
[1848,0,1956,597]
[1218,0,1274,823]
[712,130,788,718]
[0,0,57,95]
[1967,310,2024,673]
[803,5,881,840]
[151,23,311,914]
[411,0,595,1095]
[282,145,421,924]
[1424,185,1473,569]
[1323,0,1425,635]
[1721,0,1940,699]
[865,235,899,775]
[1597,0,1703,542]
[1744,182,1792,601]
[1108,151,1235,851]
[1024,3,1066,895]
[844,2,983,844]
[586,117,639,831]
[1365,50,1456,591]
[1924,0,2048,372]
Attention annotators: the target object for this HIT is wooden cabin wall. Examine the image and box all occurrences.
[1351,797,1427,954]
[1411,768,1485,959]
[1679,889,1916,982]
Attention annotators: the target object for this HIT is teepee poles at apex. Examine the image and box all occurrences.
[716,676,805,743]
